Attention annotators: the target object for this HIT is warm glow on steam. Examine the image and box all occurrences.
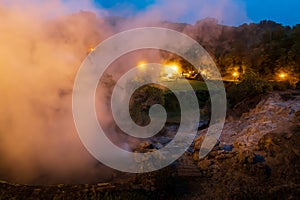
[137,61,147,69]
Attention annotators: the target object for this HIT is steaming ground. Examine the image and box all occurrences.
[0,2,168,184]
[0,2,167,185]
[0,2,167,184]
[0,0,249,184]
[0,4,115,184]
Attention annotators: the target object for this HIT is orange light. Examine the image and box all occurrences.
[164,62,180,73]
[137,61,147,69]
[279,73,286,78]
[170,65,179,73]
[88,47,95,53]
[233,72,238,77]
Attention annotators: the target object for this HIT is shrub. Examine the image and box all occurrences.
[296,81,300,90]
[272,81,294,91]
[227,69,273,108]
[129,85,165,126]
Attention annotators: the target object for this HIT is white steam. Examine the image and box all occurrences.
[0,0,248,184]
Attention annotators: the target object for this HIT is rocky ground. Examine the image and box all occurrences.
[0,91,299,199]
[190,91,300,199]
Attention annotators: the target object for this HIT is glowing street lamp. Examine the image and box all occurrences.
[232,72,239,82]
[170,64,179,73]
[161,62,181,81]
[164,63,180,73]
[87,47,95,53]
[137,61,147,70]
[279,73,287,79]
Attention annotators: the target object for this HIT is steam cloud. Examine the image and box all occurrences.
[0,0,248,184]
[0,0,115,184]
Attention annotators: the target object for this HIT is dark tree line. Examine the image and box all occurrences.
[194,20,299,81]
[161,18,299,82]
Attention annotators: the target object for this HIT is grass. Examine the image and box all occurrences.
[161,79,208,93]
[131,79,211,124]
[158,80,210,123]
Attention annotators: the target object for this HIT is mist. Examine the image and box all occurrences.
[0,0,248,184]
[0,0,115,184]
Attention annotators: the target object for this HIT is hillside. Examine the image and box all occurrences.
[1,10,299,199]
[191,91,300,198]
[1,91,299,199]
[105,15,299,81]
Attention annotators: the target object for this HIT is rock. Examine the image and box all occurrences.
[284,133,293,139]
[280,92,293,101]
[156,136,172,145]
[235,150,255,164]
[198,120,209,130]
[133,141,155,153]
[194,134,205,150]
[221,144,233,152]
[197,159,211,171]
[140,141,152,149]
[233,141,245,149]
[189,92,300,198]
[292,147,300,157]
[264,165,272,177]
[215,151,235,160]
[296,81,300,89]
[187,143,195,153]
[193,151,200,161]
[290,124,300,133]
[253,154,265,164]
[152,143,163,150]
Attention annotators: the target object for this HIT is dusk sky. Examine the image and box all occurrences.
[93,0,299,26]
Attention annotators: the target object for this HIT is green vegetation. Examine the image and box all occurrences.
[227,68,299,108]
[130,85,165,126]
[207,20,300,81]
[163,19,300,86]
[104,19,300,124]
[162,79,208,92]
[129,80,210,124]
[227,70,273,108]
